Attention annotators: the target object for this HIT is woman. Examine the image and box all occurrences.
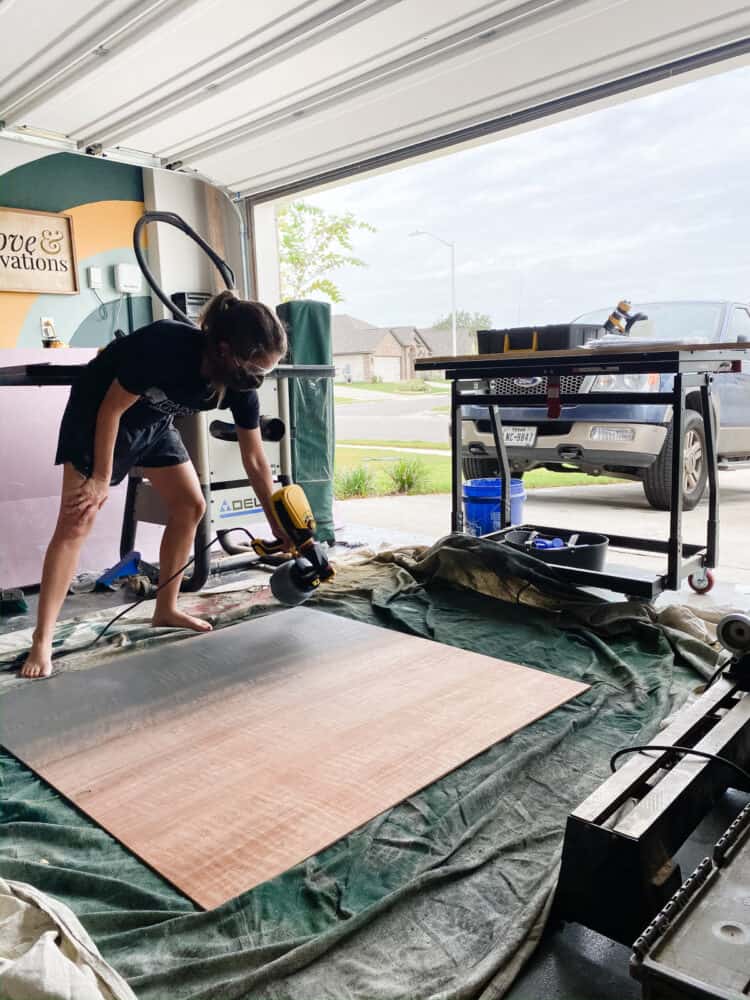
[21,291,288,679]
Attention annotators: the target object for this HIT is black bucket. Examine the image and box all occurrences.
[493,525,609,571]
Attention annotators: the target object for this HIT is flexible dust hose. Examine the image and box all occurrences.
[132,211,236,323]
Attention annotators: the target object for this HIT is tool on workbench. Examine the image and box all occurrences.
[603,299,648,335]
[219,484,335,606]
[716,612,750,691]
[554,608,750,946]
[497,526,609,571]
[120,211,335,592]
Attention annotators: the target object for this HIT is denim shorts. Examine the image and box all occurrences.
[55,398,190,486]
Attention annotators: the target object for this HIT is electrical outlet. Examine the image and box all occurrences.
[87,266,103,289]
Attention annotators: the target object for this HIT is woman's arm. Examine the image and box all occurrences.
[66,379,139,514]
[236,426,292,547]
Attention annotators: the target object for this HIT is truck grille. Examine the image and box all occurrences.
[490,375,586,397]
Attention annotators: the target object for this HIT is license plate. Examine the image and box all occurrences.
[503,426,537,447]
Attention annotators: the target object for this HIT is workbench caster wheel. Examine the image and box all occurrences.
[688,568,714,594]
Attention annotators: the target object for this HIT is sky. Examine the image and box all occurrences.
[298,63,750,330]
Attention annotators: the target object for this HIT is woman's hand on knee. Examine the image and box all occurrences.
[64,475,109,516]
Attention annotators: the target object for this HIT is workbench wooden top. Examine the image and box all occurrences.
[416,340,748,369]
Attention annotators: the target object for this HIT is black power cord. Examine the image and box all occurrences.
[86,535,221,647]
[611,744,750,790]
[10,524,285,674]
[76,526,270,655]
[10,534,234,674]
[7,536,219,674]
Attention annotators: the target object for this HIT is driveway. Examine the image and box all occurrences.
[334,470,750,611]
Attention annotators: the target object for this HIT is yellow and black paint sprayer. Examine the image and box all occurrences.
[220,484,335,606]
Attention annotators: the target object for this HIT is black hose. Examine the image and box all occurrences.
[611,744,750,790]
[132,211,236,324]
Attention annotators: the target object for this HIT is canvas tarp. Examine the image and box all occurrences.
[0,535,723,1000]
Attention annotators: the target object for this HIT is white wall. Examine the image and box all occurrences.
[250,200,281,307]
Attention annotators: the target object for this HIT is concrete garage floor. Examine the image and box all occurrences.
[335,468,750,611]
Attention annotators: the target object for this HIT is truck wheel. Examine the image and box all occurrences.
[643,410,708,511]
[463,455,498,480]
[462,456,524,481]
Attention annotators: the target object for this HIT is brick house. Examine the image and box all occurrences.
[332,315,431,381]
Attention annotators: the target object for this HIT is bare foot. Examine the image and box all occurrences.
[152,608,213,633]
[20,646,54,680]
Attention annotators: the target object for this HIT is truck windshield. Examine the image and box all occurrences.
[573,302,725,342]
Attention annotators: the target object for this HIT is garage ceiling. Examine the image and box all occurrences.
[1,0,749,200]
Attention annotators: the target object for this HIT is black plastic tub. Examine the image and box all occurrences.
[489,525,609,571]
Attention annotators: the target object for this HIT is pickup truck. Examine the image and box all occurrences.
[462,301,750,510]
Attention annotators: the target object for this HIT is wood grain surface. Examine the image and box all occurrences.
[1,608,587,909]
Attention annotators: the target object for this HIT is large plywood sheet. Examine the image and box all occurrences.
[0,608,587,909]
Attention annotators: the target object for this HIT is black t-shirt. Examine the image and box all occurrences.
[70,320,260,432]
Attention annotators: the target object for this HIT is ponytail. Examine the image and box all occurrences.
[200,291,287,360]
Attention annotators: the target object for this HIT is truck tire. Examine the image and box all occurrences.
[463,455,499,480]
[462,456,524,481]
[643,410,708,511]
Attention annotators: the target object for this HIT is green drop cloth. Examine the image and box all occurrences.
[0,536,717,1000]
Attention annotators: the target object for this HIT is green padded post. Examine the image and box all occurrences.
[276,300,335,542]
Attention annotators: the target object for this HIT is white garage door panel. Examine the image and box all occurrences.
[110,0,529,155]
[145,0,617,162]
[335,354,367,382]
[0,0,132,99]
[1,0,749,195]
[0,0,322,136]
[193,1,750,193]
[374,357,402,380]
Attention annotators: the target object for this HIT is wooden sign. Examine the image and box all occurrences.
[0,206,79,294]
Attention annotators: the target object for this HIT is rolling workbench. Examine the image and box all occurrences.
[416,341,748,599]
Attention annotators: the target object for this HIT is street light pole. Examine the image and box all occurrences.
[450,240,456,357]
[409,229,457,355]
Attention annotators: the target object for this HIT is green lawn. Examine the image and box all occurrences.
[344,380,449,394]
[335,445,619,497]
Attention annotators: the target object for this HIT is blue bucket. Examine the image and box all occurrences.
[462,477,526,535]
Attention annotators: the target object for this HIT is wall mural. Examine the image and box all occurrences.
[0,150,152,348]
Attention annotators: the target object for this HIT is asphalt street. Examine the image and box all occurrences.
[335,388,449,443]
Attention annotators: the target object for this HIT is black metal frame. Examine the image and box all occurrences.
[424,346,742,598]
[554,677,750,945]
[117,365,335,592]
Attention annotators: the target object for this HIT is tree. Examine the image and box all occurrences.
[432,310,493,333]
[277,201,375,303]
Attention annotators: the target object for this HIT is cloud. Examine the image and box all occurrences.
[303,64,750,328]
